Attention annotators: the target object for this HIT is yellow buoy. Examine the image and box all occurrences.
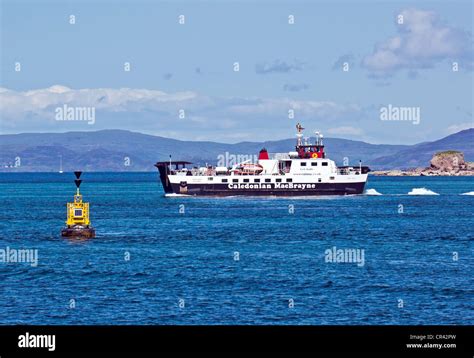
[61,171,95,238]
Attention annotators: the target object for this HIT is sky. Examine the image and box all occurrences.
[0,0,473,144]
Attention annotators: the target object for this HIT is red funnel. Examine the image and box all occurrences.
[258,148,269,160]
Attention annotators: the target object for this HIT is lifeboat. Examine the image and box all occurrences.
[241,163,263,175]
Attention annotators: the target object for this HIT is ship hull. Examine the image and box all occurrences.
[167,181,367,196]
[61,226,96,238]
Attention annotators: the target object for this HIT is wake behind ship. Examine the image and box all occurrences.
[155,124,370,196]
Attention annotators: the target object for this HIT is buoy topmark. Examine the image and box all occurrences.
[61,171,95,238]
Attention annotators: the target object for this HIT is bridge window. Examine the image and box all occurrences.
[301,162,306,166]
[322,162,328,166]
[233,179,238,183]
[312,162,317,167]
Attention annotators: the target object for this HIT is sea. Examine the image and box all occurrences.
[0,172,472,325]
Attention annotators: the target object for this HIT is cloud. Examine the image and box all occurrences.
[255,59,305,74]
[0,85,363,142]
[447,122,473,134]
[362,8,473,76]
[0,85,197,115]
[0,85,199,133]
[326,126,364,136]
[163,73,173,80]
[283,83,310,92]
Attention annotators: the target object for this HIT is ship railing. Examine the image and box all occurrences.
[337,166,370,175]
[337,168,353,175]
[267,152,290,160]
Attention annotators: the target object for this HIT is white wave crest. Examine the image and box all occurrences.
[408,187,439,195]
[364,188,382,195]
[164,193,191,197]
[461,191,474,196]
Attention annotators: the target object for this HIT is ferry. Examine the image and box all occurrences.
[155,123,370,196]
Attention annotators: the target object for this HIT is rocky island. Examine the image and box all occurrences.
[372,151,474,176]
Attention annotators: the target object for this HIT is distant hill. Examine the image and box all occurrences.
[0,128,472,171]
[369,129,474,169]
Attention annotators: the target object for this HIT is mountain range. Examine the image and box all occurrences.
[0,128,472,172]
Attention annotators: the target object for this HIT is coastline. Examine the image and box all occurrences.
[371,151,474,176]
[371,169,474,176]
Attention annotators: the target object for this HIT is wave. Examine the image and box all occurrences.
[461,191,474,196]
[364,188,382,196]
[164,193,191,197]
[408,187,439,195]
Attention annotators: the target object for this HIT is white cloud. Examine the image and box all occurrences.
[362,8,473,76]
[0,85,363,141]
[0,85,197,116]
[447,122,473,134]
[255,59,306,74]
[326,126,364,136]
[283,83,310,92]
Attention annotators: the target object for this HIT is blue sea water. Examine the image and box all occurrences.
[0,172,472,325]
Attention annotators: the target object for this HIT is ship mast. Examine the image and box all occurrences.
[296,122,304,147]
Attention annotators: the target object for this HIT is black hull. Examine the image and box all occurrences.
[166,182,367,196]
[156,163,173,193]
[61,226,96,238]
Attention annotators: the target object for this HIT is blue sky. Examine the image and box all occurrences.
[0,0,472,144]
